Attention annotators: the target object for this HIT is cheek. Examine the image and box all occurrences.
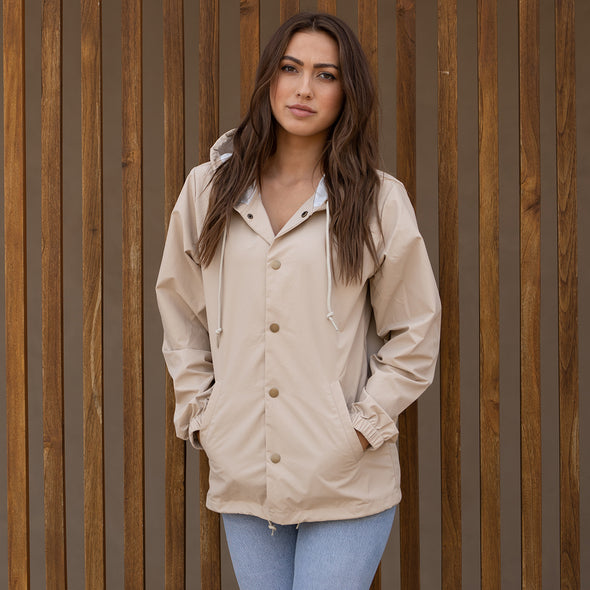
[269,81,280,116]
[325,90,344,118]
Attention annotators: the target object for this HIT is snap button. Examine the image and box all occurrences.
[270,453,281,463]
[301,211,308,217]
[247,213,253,219]
[269,323,280,333]
[270,260,281,270]
[269,387,279,398]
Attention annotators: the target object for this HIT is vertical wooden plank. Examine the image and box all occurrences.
[518,1,542,588]
[280,0,299,23]
[361,6,379,588]
[317,0,336,13]
[3,0,30,588]
[122,0,145,587]
[358,0,378,140]
[361,8,379,587]
[555,0,579,587]
[369,565,381,590]
[438,0,461,587]
[358,0,378,79]
[477,1,501,589]
[81,0,105,586]
[199,2,221,589]
[41,0,68,587]
[395,2,420,590]
[240,0,259,118]
[360,5,379,588]
[163,0,187,586]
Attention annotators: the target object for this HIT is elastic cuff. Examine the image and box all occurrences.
[188,414,204,450]
[350,412,385,450]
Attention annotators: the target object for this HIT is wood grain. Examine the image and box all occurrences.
[199,0,219,163]
[317,0,336,13]
[358,0,378,139]
[555,0,580,587]
[477,0,501,588]
[163,0,187,586]
[438,0,461,587]
[199,2,221,588]
[518,1,542,588]
[4,0,30,588]
[240,0,259,118]
[81,0,106,586]
[200,453,221,590]
[395,2,420,589]
[122,0,145,586]
[280,0,299,23]
[41,0,68,587]
[369,564,381,590]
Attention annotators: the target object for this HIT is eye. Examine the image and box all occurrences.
[280,64,297,73]
[318,72,337,81]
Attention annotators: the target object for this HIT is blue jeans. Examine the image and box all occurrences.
[222,506,396,590]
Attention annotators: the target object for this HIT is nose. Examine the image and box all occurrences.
[296,74,313,98]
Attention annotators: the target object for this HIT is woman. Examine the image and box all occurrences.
[156,12,441,589]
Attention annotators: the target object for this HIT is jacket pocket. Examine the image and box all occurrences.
[197,383,222,449]
[328,381,365,461]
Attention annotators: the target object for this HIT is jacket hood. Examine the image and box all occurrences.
[210,129,236,168]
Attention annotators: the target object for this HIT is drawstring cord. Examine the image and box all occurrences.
[325,201,339,331]
[215,226,228,347]
[267,520,277,536]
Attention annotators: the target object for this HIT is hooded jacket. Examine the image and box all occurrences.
[156,131,441,525]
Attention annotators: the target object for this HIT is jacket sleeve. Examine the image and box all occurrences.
[155,168,213,449]
[350,181,441,450]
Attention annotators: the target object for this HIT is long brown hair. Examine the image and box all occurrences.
[198,12,381,283]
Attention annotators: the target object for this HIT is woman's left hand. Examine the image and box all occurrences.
[356,431,370,450]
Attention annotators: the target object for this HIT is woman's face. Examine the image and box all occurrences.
[270,31,344,142]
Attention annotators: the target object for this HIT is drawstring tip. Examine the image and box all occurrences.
[267,520,277,536]
[326,312,339,332]
[215,327,222,347]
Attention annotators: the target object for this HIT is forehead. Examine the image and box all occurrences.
[283,31,339,64]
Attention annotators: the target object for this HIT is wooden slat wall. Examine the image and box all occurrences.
[81,0,105,587]
[358,0,378,142]
[518,1,542,588]
[2,2,584,589]
[198,1,221,589]
[240,0,260,118]
[163,0,187,586]
[3,0,30,589]
[437,0,462,587]
[280,0,300,23]
[359,6,380,588]
[477,0,501,589]
[41,0,67,588]
[122,0,145,587]
[317,0,336,14]
[395,2,420,589]
[555,0,580,587]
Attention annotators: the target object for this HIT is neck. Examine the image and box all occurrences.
[265,127,327,184]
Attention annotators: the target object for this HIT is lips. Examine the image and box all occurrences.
[287,104,316,117]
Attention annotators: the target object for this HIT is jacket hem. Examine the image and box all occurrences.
[205,492,401,526]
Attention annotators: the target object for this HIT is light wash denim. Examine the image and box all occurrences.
[222,506,396,590]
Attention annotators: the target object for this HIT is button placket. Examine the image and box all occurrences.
[264,243,285,490]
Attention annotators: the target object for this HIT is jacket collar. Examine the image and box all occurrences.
[239,177,327,208]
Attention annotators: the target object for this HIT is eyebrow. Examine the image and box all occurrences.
[281,55,340,70]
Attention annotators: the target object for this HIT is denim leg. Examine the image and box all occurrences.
[222,513,298,590]
[292,506,396,590]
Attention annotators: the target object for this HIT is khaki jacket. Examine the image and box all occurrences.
[156,131,441,524]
